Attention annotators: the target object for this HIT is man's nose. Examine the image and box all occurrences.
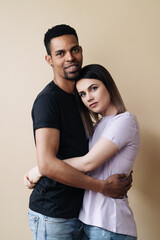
[66,52,74,61]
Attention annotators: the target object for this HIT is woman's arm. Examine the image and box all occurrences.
[64,137,118,173]
[24,166,42,189]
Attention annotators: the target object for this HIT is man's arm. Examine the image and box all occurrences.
[36,127,105,192]
[25,127,132,198]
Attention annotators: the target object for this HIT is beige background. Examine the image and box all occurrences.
[1,0,160,239]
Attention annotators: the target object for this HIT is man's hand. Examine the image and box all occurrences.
[102,172,133,198]
[23,166,41,189]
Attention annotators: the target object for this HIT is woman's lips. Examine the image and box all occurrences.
[89,102,98,108]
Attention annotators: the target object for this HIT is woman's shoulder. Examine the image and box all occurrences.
[103,112,139,133]
[113,111,138,124]
[115,111,135,119]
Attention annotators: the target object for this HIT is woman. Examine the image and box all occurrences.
[25,64,140,240]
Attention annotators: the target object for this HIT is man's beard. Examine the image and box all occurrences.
[64,69,81,81]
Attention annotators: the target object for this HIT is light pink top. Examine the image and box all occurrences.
[79,112,140,237]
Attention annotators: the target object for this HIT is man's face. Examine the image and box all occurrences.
[48,35,83,81]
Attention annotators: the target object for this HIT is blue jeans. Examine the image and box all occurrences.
[83,224,137,240]
[28,209,87,240]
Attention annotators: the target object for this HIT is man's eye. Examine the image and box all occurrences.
[56,52,64,56]
[73,47,80,53]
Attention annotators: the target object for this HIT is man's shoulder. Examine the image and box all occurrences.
[37,81,56,97]
[31,82,61,126]
[31,82,59,114]
[33,82,58,104]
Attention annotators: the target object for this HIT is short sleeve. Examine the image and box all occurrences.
[101,114,139,149]
[32,94,60,131]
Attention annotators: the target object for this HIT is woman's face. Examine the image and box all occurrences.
[76,78,117,116]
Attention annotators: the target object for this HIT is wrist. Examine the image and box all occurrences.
[93,179,105,194]
[99,180,107,194]
[36,167,42,177]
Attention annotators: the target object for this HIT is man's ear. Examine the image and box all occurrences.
[45,55,53,66]
[79,46,83,53]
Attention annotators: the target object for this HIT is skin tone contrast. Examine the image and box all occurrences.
[25,78,119,179]
[24,35,132,198]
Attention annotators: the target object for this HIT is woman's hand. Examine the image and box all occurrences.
[24,166,42,189]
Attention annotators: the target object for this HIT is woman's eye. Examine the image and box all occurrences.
[79,92,86,97]
[91,86,97,91]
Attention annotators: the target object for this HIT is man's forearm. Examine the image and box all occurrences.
[35,128,104,193]
[39,157,132,198]
[35,128,131,198]
[39,156,105,193]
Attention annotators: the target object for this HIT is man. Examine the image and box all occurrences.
[26,24,132,240]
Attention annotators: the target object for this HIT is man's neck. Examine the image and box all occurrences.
[53,78,75,94]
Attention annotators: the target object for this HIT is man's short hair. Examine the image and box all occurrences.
[44,24,78,55]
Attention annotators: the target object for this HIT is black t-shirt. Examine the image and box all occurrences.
[29,81,88,218]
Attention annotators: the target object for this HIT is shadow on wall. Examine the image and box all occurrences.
[134,129,160,205]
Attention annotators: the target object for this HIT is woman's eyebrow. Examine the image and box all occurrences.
[78,84,97,94]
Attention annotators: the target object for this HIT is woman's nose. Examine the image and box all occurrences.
[86,93,93,101]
